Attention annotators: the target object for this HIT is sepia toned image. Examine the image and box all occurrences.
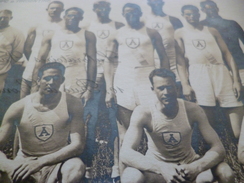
[0,0,244,182]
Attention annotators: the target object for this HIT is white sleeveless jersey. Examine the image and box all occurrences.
[23,21,63,81]
[48,29,87,98]
[181,26,224,65]
[145,99,197,164]
[145,14,178,80]
[88,20,117,76]
[18,92,70,156]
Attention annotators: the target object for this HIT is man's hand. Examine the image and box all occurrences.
[182,84,196,102]
[233,80,242,101]
[105,90,117,108]
[176,164,201,183]
[158,163,187,183]
[81,90,92,106]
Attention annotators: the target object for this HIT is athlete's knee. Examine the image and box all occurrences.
[61,158,85,182]
[213,162,235,183]
[121,167,144,183]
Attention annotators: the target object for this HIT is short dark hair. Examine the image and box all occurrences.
[200,0,218,9]
[149,68,176,86]
[93,1,111,10]
[122,3,142,14]
[38,62,65,79]
[0,9,12,16]
[65,7,84,17]
[47,1,64,9]
[181,5,199,14]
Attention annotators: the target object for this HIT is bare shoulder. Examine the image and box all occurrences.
[85,30,96,40]
[5,97,26,118]
[184,100,205,120]
[207,26,219,35]
[115,21,125,30]
[132,105,152,128]
[174,28,184,38]
[66,93,83,113]
[27,26,37,35]
[146,27,158,36]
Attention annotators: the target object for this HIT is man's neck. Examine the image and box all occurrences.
[0,24,9,30]
[158,100,179,119]
[152,10,166,17]
[129,21,144,30]
[97,16,111,24]
[48,16,62,23]
[35,91,61,111]
[65,25,81,33]
[206,14,221,19]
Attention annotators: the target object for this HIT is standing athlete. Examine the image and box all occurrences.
[83,0,124,180]
[175,5,243,139]
[32,7,97,104]
[0,62,85,183]
[120,68,234,183]
[200,0,244,86]
[145,0,183,85]
[21,1,64,98]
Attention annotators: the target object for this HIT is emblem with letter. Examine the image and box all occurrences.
[162,132,181,146]
[192,39,206,50]
[35,124,54,141]
[152,22,164,31]
[126,38,140,49]
[60,40,74,51]
[97,30,110,39]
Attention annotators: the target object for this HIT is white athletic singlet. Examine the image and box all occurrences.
[48,29,87,98]
[22,21,63,81]
[145,99,197,164]
[0,26,25,74]
[181,27,224,65]
[88,20,117,77]
[145,14,178,80]
[18,92,70,156]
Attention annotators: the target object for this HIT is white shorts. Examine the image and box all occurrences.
[114,66,156,111]
[189,64,243,107]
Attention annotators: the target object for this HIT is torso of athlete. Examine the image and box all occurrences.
[145,99,197,164]
[0,26,24,75]
[145,14,177,77]
[179,26,224,65]
[201,17,244,69]
[88,19,117,78]
[17,92,70,156]
[23,21,63,81]
[48,29,87,98]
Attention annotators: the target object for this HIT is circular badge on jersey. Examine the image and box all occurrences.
[60,40,74,51]
[35,124,54,141]
[97,30,110,39]
[126,38,140,49]
[192,39,206,50]
[152,22,164,31]
[162,132,181,146]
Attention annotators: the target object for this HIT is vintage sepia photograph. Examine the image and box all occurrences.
[0,0,244,182]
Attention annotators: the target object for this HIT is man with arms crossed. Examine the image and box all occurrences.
[0,62,85,183]
[21,1,64,98]
[121,68,234,183]
[104,2,169,144]
[175,5,243,139]
[32,7,96,105]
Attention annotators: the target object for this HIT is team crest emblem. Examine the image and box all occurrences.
[126,38,140,49]
[162,132,181,146]
[60,40,73,51]
[42,30,53,36]
[35,124,54,141]
[97,30,110,39]
[152,22,164,31]
[192,40,206,50]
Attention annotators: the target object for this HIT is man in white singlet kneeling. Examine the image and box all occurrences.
[0,62,85,183]
[175,5,243,139]
[121,68,234,183]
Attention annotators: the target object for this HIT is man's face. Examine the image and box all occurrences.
[64,10,82,27]
[148,0,164,14]
[94,3,111,18]
[39,68,64,95]
[152,76,177,106]
[0,12,12,28]
[182,9,200,25]
[202,4,218,17]
[47,3,64,18]
[123,7,141,26]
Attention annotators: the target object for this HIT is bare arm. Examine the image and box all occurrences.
[31,33,52,92]
[24,27,36,60]
[209,27,242,100]
[175,30,195,101]
[177,102,225,181]
[147,28,170,69]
